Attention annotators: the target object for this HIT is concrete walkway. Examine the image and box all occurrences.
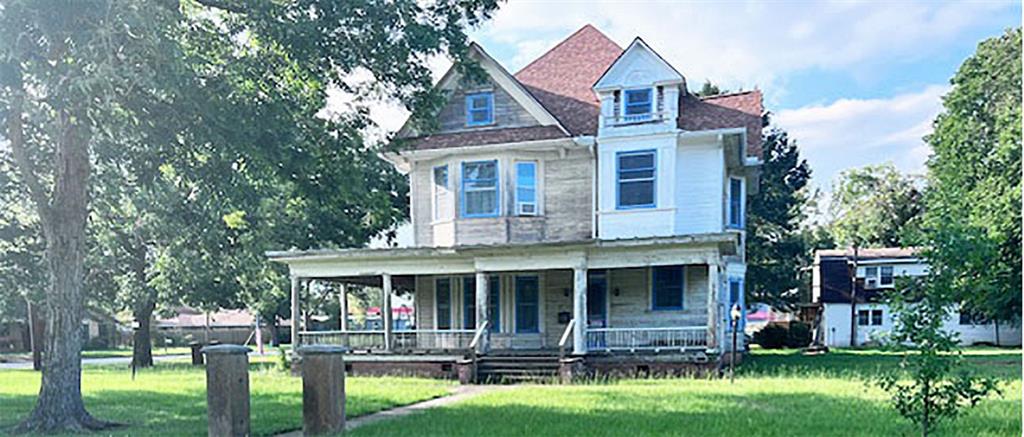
[275,384,515,436]
[0,353,190,370]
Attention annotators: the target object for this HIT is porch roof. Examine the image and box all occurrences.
[267,232,738,279]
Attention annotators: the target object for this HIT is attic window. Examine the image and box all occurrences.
[465,92,494,126]
[623,88,653,122]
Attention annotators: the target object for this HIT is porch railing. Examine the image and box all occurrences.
[558,318,576,360]
[585,326,707,352]
[299,329,475,352]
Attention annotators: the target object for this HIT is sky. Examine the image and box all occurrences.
[454,0,1021,198]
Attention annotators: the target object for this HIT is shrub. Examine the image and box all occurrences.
[785,322,812,348]
[753,324,788,349]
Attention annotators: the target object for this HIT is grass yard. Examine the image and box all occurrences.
[0,361,454,436]
[346,348,1021,437]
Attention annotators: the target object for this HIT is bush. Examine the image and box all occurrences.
[753,324,788,349]
[785,322,812,348]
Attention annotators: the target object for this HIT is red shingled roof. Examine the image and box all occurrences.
[515,24,623,136]
[680,90,764,158]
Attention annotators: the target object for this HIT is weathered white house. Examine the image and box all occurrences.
[268,25,763,380]
[812,248,1022,348]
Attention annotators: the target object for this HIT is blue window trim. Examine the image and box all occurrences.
[460,160,500,218]
[514,275,540,333]
[728,176,744,228]
[465,92,494,127]
[623,88,653,120]
[615,149,657,210]
[435,277,452,330]
[651,266,685,311]
[514,161,538,215]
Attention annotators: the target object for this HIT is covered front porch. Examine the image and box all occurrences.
[270,234,739,360]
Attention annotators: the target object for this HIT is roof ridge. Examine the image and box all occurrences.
[514,24,621,76]
[698,89,760,100]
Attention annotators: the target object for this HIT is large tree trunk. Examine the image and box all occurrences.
[13,111,114,432]
[131,300,156,368]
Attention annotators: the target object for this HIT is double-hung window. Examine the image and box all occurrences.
[514,276,539,333]
[729,177,744,228]
[864,265,894,289]
[652,266,684,310]
[616,150,656,209]
[432,165,449,221]
[461,160,499,217]
[857,309,883,326]
[623,88,653,122]
[879,266,894,286]
[435,278,452,330]
[462,277,476,329]
[465,92,494,126]
[515,161,538,216]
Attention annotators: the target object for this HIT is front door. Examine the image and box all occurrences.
[587,271,607,328]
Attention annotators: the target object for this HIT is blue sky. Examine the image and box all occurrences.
[462,0,1021,198]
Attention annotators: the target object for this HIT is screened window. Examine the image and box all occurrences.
[461,160,499,217]
[652,266,684,310]
[515,161,538,216]
[729,177,744,228]
[880,266,894,286]
[435,278,452,330]
[623,88,653,122]
[616,150,656,209]
[514,276,539,333]
[465,92,494,126]
[432,165,448,221]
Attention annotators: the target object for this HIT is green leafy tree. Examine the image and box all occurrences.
[829,163,923,249]
[876,276,999,437]
[0,0,497,432]
[918,28,1021,325]
[746,128,813,308]
[695,80,723,97]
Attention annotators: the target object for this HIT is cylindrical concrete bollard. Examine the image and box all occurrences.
[202,344,251,437]
[298,345,348,436]
[190,341,204,366]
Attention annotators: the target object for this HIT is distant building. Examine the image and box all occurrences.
[812,248,1021,347]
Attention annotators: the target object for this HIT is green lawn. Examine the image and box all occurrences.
[0,361,454,436]
[345,348,1021,437]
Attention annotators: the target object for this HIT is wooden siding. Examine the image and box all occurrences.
[436,77,540,134]
[606,266,708,328]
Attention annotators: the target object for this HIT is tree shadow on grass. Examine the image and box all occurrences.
[345,388,1021,437]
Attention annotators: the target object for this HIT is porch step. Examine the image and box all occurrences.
[475,355,560,383]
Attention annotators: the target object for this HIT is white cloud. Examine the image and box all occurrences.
[774,84,948,194]
[472,0,1012,103]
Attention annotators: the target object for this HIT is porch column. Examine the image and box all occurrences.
[338,283,348,331]
[290,276,302,356]
[572,266,588,355]
[382,273,393,351]
[707,263,719,352]
[475,271,490,354]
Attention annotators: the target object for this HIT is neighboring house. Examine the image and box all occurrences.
[812,248,1021,347]
[268,25,763,379]
[156,306,270,346]
[745,303,796,336]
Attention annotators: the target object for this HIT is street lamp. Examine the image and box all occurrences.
[730,303,742,383]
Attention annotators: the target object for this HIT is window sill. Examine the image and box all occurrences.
[599,207,675,215]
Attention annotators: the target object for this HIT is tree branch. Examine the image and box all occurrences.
[6,88,52,225]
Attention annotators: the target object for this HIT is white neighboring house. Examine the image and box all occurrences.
[812,248,1021,347]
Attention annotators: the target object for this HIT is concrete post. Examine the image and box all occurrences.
[290,276,301,356]
[707,264,719,351]
[298,345,347,436]
[572,266,588,355]
[382,273,393,351]
[202,344,251,437]
[475,271,490,355]
[338,283,348,331]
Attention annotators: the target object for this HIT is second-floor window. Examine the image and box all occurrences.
[515,161,537,216]
[729,177,744,228]
[461,160,499,218]
[432,165,449,221]
[616,150,656,209]
[465,92,494,126]
[864,265,894,288]
[623,88,652,122]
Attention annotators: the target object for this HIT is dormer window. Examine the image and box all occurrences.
[622,88,653,122]
[465,92,494,126]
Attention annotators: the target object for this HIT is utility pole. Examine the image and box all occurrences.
[848,245,859,347]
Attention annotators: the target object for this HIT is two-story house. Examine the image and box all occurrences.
[812,248,1021,348]
[268,25,764,380]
